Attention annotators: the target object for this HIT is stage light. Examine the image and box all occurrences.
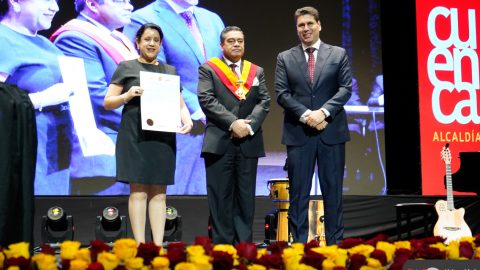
[41,206,74,245]
[163,206,182,242]
[264,209,277,242]
[95,206,127,243]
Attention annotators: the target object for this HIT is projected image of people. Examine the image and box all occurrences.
[51,0,139,195]
[0,0,73,195]
[123,0,225,195]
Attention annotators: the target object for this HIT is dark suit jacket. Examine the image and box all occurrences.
[198,61,270,158]
[275,42,352,146]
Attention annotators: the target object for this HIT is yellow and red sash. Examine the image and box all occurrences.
[50,19,138,64]
[206,57,257,100]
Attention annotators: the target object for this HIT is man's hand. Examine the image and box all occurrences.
[315,121,328,131]
[230,119,252,139]
[305,109,326,129]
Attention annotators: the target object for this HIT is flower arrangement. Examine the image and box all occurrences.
[1,234,479,270]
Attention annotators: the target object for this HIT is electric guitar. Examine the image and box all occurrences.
[433,144,472,244]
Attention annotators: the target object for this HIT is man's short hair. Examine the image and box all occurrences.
[75,0,105,13]
[294,6,320,23]
[220,26,243,44]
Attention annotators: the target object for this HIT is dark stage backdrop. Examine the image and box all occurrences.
[32,0,385,195]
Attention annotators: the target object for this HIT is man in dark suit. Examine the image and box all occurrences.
[275,6,352,245]
[198,26,270,244]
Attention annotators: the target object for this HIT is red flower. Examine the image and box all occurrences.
[300,250,325,269]
[304,240,320,252]
[414,246,445,260]
[257,253,283,269]
[459,241,474,259]
[266,241,288,255]
[473,233,480,247]
[137,242,161,265]
[166,242,186,268]
[235,242,257,262]
[87,262,104,270]
[211,251,234,270]
[90,240,111,262]
[364,234,389,247]
[39,244,55,255]
[348,253,367,270]
[61,259,70,270]
[193,236,213,254]
[370,249,387,266]
[6,257,30,270]
[338,238,364,249]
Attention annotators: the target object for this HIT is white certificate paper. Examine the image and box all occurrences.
[140,71,181,132]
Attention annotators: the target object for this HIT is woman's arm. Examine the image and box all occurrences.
[178,94,193,134]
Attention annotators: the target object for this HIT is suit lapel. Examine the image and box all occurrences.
[292,45,311,89]
[153,2,205,64]
[313,43,331,89]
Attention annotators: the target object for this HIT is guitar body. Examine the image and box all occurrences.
[433,200,472,244]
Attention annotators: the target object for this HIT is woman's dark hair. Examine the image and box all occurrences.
[135,23,164,42]
[0,0,11,19]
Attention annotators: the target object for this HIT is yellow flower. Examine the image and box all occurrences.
[174,262,196,270]
[394,241,411,250]
[256,248,268,259]
[366,257,382,268]
[70,259,88,270]
[311,246,347,266]
[248,264,267,270]
[4,242,30,259]
[189,254,211,270]
[75,248,91,263]
[349,244,375,257]
[0,251,5,269]
[125,257,144,270]
[282,247,302,265]
[290,243,305,254]
[376,241,396,262]
[322,259,337,270]
[7,266,20,270]
[298,263,316,270]
[213,244,237,257]
[113,239,137,261]
[97,251,120,270]
[186,245,205,257]
[32,253,57,270]
[474,247,480,259]
[60,241,81,260]
[151,256,169,270]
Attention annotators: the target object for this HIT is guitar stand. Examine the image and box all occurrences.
[395,202,436,240]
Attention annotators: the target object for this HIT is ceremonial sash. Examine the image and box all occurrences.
[206,57,257,100]
[50,19,138,64]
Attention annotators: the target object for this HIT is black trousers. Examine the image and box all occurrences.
[204,144,258,244]
[287,136,345,245]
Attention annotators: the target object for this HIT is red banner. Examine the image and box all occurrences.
[416,0,480,195]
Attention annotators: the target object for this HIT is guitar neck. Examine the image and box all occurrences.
[446,163,454,210]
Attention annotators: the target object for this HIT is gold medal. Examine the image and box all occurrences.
[236,87,245,99]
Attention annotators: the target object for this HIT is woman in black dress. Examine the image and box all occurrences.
[104,23,193,245]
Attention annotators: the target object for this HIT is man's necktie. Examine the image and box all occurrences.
[180,11,206,60]
[306,47,316,83]
[229,63,238,77]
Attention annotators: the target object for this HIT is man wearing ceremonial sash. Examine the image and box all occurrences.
[51,0,138,195]
[198,26,270,244]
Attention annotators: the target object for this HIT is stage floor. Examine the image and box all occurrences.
[32,195,480,247]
